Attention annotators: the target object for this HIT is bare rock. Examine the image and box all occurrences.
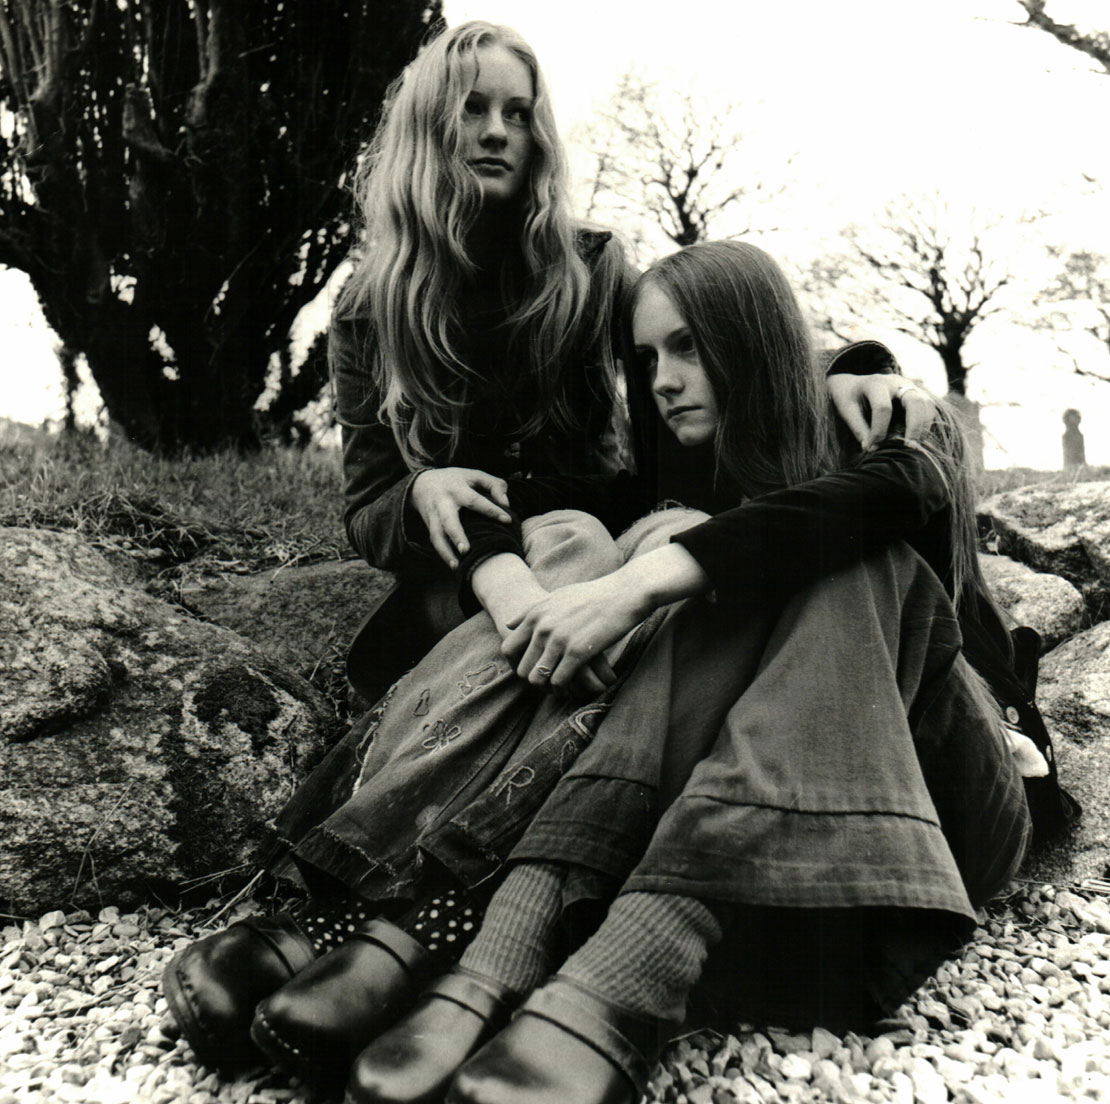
[978,482,1110,621]
[0,417,47,449]
[1024,620,1110,884]
[178,558,392,679]
[979,554,1086,651]
[1,528,333,913]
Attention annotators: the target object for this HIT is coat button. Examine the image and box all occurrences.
[1005,706,1020,725]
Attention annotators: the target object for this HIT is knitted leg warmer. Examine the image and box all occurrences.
[458,862,566,996]
[561,891,723,1023]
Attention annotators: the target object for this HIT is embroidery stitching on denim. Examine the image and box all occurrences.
[494,764,536,805]
[421,719,464,753]
[352,682,398,794]
[457,661,501,697]
[569,702,610,739]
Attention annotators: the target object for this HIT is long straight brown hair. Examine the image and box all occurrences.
[633,240,989,613]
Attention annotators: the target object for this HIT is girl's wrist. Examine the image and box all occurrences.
[618,544,711,612]
[471,554,545,630]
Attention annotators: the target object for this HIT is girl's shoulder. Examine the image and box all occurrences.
[573,225,635,302]
[581,223,634,268]
[821,340,898,376]
[573,225,616,267]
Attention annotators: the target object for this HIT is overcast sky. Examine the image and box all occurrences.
[3,0,1109,467]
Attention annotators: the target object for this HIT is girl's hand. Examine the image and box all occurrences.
[411,467,512,568]
[501,574,647,696]
[829,374,938,450]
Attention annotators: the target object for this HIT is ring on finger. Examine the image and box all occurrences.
[535,664,554,680]
[894,381,919,401]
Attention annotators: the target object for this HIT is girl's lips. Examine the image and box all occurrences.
[473,159,511,170]
[667,406,699,419]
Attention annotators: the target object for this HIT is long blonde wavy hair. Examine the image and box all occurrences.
[335,21,621,468]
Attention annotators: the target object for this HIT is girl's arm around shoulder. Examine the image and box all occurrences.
[670,440,951,607]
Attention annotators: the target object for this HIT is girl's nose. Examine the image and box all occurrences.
[652,356,683,396]
[480,109,508,144]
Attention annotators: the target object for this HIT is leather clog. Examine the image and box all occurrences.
[447,975,664,1104]
[250,918,436,1087]
[345,967,516,1104]
[162,912,317,1073]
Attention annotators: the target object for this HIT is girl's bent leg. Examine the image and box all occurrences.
[270,510,625,900]
[504,543,1031,1027]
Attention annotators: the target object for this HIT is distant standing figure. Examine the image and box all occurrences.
[1062,408,1086,476]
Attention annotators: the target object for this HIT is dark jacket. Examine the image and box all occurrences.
[332,228,629,579]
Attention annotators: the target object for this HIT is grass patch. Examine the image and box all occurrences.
[978,465,1110,499]
[0,431,350,580]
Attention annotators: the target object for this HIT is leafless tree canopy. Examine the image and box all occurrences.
[806,198,1018,396]
[581,71,791,257]
[1014,0,1110,73]
[0,0,439,451]
[1035,250,1110,383]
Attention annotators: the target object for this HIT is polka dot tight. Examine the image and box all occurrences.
[296,898,375,955]
[397,892,484,957]
[292,890,485,961]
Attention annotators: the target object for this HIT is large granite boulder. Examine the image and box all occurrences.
[978,553,1086,651]
[1,528,333,914]
[1023,620,1110,885]
[979,482,1110,619]
[178,558,392,682]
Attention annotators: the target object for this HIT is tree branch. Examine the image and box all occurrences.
[1014,0,1110,73]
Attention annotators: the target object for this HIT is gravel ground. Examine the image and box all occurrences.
[2,881,1109,1104]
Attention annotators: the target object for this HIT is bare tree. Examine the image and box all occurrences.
[1034,249,1110,382]
[805,197,1020,397]
[1014,0,1110,72]
[580,71,791,257]
[0,0,439,452]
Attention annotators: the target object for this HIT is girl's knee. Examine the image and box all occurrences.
[522,510,622,583]
[616,507,712,560]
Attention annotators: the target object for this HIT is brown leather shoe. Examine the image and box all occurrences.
[345,968,516,1104]
[162,913,316,1073]
[250,919,436,1087]
[447,976,664,1104]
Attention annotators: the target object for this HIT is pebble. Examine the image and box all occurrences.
[3,882,1109,1104]
[779,1053,811,1080]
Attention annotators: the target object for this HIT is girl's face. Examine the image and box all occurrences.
[461,45,535,206]
[632,282,721,448]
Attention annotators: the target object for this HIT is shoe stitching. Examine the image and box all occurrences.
[253,1004,307,1061]
[170,964,224,1053]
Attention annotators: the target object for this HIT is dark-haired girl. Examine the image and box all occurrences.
[343,242,1043,1104]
